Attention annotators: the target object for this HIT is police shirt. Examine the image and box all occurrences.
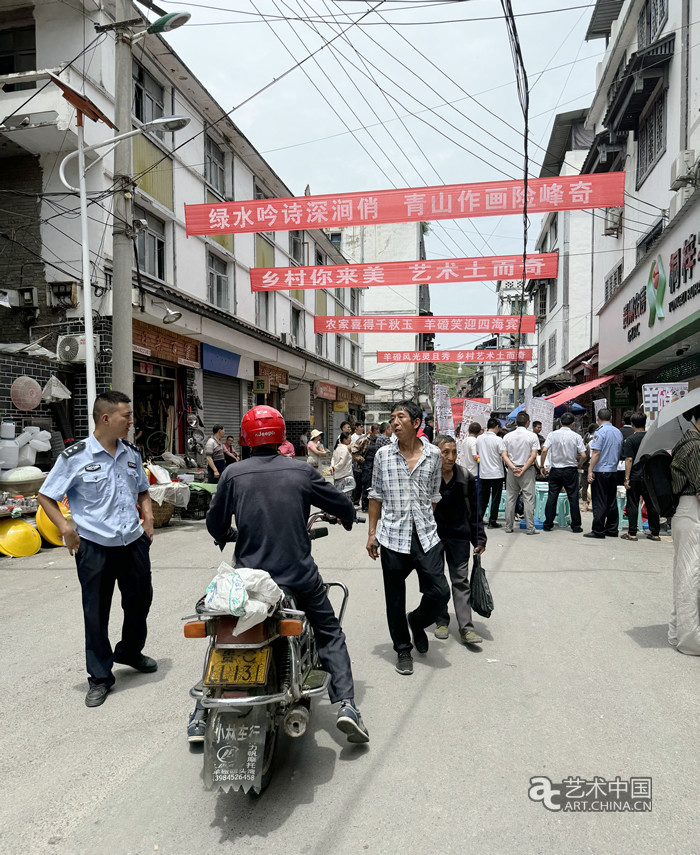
[40,435,149,547]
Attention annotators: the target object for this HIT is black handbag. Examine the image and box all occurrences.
[470,553,494,618]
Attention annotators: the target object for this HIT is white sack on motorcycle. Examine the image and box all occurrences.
[204,563,283,634]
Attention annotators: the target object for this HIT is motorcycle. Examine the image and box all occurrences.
[183,512,361,796]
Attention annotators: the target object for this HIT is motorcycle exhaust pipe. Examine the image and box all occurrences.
[283,703,310,738]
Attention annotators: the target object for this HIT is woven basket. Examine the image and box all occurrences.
[152,500,175,528]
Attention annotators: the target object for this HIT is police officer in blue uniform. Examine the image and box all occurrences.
[38,391,156,707]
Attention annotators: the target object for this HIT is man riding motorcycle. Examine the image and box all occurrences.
[187,405,370,745]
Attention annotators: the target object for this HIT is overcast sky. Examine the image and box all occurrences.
[161,0,604,349]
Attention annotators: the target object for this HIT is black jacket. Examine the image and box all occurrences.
[434,465,487,550]
[206,449,354,589]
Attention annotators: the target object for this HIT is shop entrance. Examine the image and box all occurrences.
[133,363,178,457]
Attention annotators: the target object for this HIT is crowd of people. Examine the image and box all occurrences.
[35,389,698,734]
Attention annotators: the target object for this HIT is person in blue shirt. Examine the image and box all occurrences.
[37,391,156,708]
[584,408,623,539]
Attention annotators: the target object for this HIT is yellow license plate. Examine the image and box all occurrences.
[203,647,270,686]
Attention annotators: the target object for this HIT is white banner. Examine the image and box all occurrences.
[642,383,688,428]
[529,397,555,438]
[593,398,608,418]
[433,384,456,438]
[457,400,492,466]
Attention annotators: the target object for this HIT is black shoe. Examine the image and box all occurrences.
[113,653,158,673]
[336,701,370,743]
[407,611,429,654]
[85,684,110,707]
[542,524,553,531]
[487,521,501,529]
[605,532,619,538]
[571,526,583,533]
[583,532,605,539]
[395,650,414,675]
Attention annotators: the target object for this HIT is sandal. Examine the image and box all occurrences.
[620,532,637,541]
[646,534,661,541]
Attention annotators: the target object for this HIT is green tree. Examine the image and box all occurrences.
[432,363,474,397]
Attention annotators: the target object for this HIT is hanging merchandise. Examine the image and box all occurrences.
[10,376,43,411]
[42,375,72,403]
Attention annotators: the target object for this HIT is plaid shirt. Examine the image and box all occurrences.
[368,436,442,554]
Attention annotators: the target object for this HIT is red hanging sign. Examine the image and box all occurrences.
[251,253,558,292]
[378,349,532,363]
[315,315,536,334]
[185,173,625,236]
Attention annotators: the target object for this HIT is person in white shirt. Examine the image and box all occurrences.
[501,412,541,534]
[463,421,482,477]
[476,417,506,529]
[540,413,587,532]
[330,432,354,498]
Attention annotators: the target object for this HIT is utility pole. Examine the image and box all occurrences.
[111,0,135,401]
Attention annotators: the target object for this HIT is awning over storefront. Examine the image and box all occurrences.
[545,375,614,407]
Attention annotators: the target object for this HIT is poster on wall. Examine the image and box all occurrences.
[457,400,492,466]
[593,398,608,418]
[642,383,688,427]
[433,384,455,437]
[529,397,555,438]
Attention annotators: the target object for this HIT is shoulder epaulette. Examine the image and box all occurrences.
[61,441,86,459]
[122,440,141,453]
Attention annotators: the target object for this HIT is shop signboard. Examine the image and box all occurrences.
[314,315,536,333]
[133,319,199,367]
[598,205,700,372]
[186,173,625,236]
[642,383,688,427]
[609,383,636,408]
[255,256,557,292]
[254,361,289,388]
[314,381,336,401]
[253,376,270,394]
[378,349,532,363]
[202,343,240,377]
[333,401,349,413]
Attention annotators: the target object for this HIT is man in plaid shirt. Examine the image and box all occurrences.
[367,400,449,676]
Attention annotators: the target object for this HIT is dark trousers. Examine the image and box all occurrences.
[292,574,354,703]
[436,537,474,633]
[544,466,581,528]
[208,458,226,484]
[360,469,372,512]
[380,532,449,652]
[479,477,503,523]
[591,472,619,536]
[626,482,660,536]
[75,534,153,687]
[352,465,363,504]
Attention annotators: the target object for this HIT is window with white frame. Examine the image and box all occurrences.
[638,0,667,49]
[316,248,325,266]
[290,230,304,265]
[134,205,165,280]
[350,288,359,314]
[548,331,557,368]
[315,333,324,357]
[208,253,229,310]
[549,280,558,311]
[256,291,271,330]
[636,90,665,186]
[335,336,343,366]
[291,306,304,345]
[604,260,624,302]
[133,60,164,126]
[539,342,546,372]
[351,343,359,372]
[204,137,225,195]
[0,25,36,91]
[537,285,547,318]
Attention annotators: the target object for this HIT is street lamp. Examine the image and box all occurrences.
[58,105,190,430]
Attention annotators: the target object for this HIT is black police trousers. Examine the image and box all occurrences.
[75,534,153,687]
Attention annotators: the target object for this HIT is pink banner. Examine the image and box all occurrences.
[314,315,536,334]
[185,173,625,236]
[378,349,532,363]
[251,253,558,291]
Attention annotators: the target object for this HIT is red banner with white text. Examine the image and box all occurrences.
[378,349,532,363]
[185,173,625,236]
[315,315,536,334]
[251,253,558,291]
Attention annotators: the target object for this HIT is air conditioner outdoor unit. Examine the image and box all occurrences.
[669,185,695,222]
[670,150,695,191]
[56,334,99,363]
[603,206,623,237]
[365,413,376,423]
[280,332,297,347]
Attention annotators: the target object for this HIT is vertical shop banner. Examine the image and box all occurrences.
[642,383,688,427]
[315,315,536,334]
[186,173,625,236]
[257,255,558,292]
[378,349,532,363]
[529,398,555,438]
[593,398,608,418]
[433,384,455,437]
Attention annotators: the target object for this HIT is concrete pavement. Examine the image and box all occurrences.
[0,511,697,855]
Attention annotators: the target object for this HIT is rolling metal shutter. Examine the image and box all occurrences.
[203,372,242,448]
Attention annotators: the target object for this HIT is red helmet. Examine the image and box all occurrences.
[240,406,285,447]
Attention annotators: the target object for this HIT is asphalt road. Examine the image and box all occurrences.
[1,512,698,855]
